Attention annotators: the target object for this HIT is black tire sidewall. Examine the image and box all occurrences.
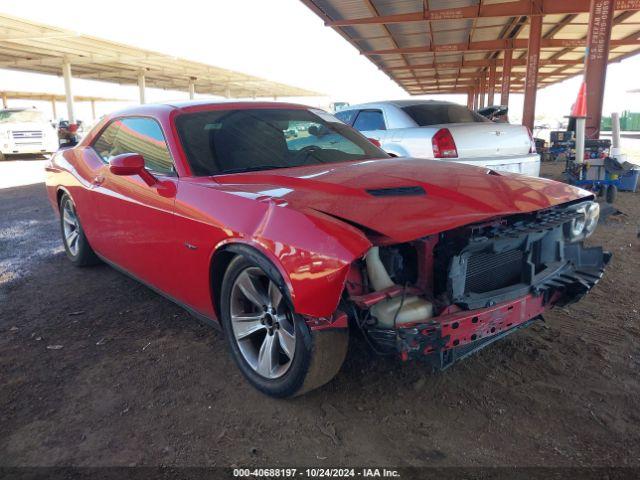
[220,252,313,398]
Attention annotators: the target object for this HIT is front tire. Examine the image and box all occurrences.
[59,193,100,267]
[220,252,348,398]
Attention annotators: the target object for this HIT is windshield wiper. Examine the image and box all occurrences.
[219,165,291,174]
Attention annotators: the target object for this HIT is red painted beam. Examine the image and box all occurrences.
[584,0,616,138]
[326,0,640,26]
[523,15,543,130]
[367,37,640,55]
[479,72,487,108]
[467,89,475,109]
[487,61,497,105]
[501,49,513,107]
[383,58,585,72]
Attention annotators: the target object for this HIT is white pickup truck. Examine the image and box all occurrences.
[0,108,59,160]
[335,100,540,177]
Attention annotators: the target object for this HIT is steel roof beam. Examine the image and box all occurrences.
[382,58,587,72]
[367,37,640,55]
[326,0,640,26]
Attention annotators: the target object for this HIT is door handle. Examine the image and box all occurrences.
[92,175,105,186]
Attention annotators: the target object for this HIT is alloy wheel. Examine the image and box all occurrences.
[62,200,80,256]
[230,266,296,379]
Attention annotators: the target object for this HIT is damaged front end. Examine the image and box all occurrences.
[345,199,611,369]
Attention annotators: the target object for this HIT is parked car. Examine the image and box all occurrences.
[0,108,58,160]
[45,101,609,397]
[335,100,540,176]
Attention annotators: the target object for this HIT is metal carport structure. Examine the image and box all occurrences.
[301,0,640,138]
[0,90,125,120]
[0,13,320,124]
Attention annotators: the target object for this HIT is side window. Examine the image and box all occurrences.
[353,110,386,131]
[115,117,174,175]
[334,109,357,126]
[92,121,121,161]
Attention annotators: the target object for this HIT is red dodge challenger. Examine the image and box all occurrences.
[45,101,609,397]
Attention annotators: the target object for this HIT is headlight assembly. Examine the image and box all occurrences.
[583,202,600,237]
[565,201,599,241]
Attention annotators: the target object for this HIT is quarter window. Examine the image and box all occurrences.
[92,117,174,175]
[116,118,174,174]
[353,110,386,131]
[92,121,120,161]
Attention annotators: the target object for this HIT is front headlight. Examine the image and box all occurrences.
[565,201,599,241]
[583,202,600,237]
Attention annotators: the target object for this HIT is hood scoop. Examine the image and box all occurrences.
[366,186,426,197]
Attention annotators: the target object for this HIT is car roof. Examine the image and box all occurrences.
[345,99,456,109]
[104,100,317,118]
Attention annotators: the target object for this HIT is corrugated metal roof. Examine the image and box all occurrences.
[301,0,640,96]
[0,14,320,99]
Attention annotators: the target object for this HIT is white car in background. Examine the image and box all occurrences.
[0,108,58,161]
[335,100,540,177]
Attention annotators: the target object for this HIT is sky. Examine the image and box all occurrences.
[2,0,640,127]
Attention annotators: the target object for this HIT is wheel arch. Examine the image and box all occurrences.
[56,186,72,209]
[209,240,296,322]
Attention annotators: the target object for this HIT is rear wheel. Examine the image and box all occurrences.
[59,193,100,266]
[220,252,348,397]
[606,184,617,204]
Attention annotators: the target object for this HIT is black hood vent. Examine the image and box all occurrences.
[366,186,426,197]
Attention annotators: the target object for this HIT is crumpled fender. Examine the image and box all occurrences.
[215,199,372,319]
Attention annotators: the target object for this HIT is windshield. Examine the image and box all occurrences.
[402,103,489,126]
[0,109,47,124]
[175,108,389,176]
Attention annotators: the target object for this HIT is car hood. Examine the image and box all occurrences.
[209,157,591,243]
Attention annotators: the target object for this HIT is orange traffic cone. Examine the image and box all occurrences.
[571,82,587,118]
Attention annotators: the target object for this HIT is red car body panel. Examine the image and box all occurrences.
[45,101,593,325]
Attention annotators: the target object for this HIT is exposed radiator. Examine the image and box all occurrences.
[465,249,524,294]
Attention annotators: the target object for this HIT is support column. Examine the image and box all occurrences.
[584,0,615,138]
[2,92,8,109]
[523,15,543,130]
[138,72,146,104]
[188,78,196,100]
[225,86,231,98]
[500,48,513,107]
[479,72,487,109]
[467,89,474,110]
[487,61,496,106]
[91,100,96,120]
[51,97,57,119]
[62,60,75,123]
[473,80,480,110]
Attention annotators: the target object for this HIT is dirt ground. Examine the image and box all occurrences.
[1,161,639,468]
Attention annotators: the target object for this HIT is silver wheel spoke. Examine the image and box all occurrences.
[67,230,79,250]
[236,271,267,308]
[277,327,296,359]
[63,210,76,226]
[234,320,266,340]
[268,281,283,309]
[256,333,278,377]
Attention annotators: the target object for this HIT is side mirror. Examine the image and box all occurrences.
[109,153,156,186]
